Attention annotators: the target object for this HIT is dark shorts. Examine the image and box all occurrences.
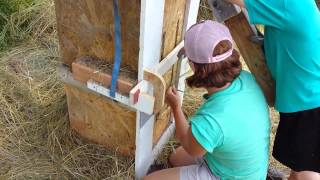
[272,107,320,172]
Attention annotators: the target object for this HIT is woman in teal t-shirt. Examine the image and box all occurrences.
[227,0,320,179]
[143,20,270,180]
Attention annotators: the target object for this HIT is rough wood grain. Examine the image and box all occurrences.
[54,0,140,73]
[154,0,187,144]
[225,12,275,106]
[161,0,187,58]
[65,84,137,156]
[56,0,189,148]
[72,61,136,95]
[65,83,175,156]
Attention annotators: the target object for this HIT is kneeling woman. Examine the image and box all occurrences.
[143,20,270,180]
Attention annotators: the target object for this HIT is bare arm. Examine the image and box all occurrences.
[172,107,206,157]
[166,87,206,157]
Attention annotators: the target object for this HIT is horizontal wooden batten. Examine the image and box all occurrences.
[72,60,137,95]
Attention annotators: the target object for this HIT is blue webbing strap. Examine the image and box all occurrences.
[110,0,122,97]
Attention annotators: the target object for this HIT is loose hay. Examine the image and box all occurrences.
[0,42,135,179]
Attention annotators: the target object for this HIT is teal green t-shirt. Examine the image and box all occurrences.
[190,71,270,180]
[244,0,320,113]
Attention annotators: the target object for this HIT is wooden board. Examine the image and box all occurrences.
[65,84,137,156]
[161,0,187,58]
[225,12,275,106]
[56,0,189,150]
[72,57,137,95]
[54,0,140,73]
[153,0,187,144]
[144,70,166,114]
[64,81,173,156]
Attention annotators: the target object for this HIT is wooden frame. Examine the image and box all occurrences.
[55,0,200,178]
[134,0,200,179]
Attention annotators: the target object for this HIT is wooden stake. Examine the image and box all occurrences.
[225,12,275,106]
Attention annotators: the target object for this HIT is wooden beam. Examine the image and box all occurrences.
[225,12,275,106]
[135,0,166,178]
[138,0,166,80]
[72,61,135,95]
[156,41,184,75]
[183,0,201,33]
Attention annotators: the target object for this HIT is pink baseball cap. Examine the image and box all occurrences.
[184,20,234,64]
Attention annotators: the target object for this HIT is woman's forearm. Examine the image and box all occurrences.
[172,107,190,144]
[172,107,206,157]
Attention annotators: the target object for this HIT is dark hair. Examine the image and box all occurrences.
[186,40,242,88]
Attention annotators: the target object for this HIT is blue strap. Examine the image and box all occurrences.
[110,0,122,97]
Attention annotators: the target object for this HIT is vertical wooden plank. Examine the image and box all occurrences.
[135,0,166,179]
[183,0,201,33]
[153,0,187,144]
[161,0,187,58]
[135,113,155,179]
[225,12,275,105]
[138,0,165,80]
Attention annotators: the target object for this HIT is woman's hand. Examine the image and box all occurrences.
[166,86,181,110]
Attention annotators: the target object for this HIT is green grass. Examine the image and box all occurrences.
[0,0,55,51]
[0,0,33,50]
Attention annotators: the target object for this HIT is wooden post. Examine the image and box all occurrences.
[225,12,275,106]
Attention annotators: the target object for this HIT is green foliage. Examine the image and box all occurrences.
[0,0,38,50]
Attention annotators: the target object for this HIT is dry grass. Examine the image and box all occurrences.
[0,42,135,179]
[198,0,214,21]
[0,0,135,179]
[0,0,289,179]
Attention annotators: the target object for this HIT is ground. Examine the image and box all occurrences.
[0,0,288,179]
